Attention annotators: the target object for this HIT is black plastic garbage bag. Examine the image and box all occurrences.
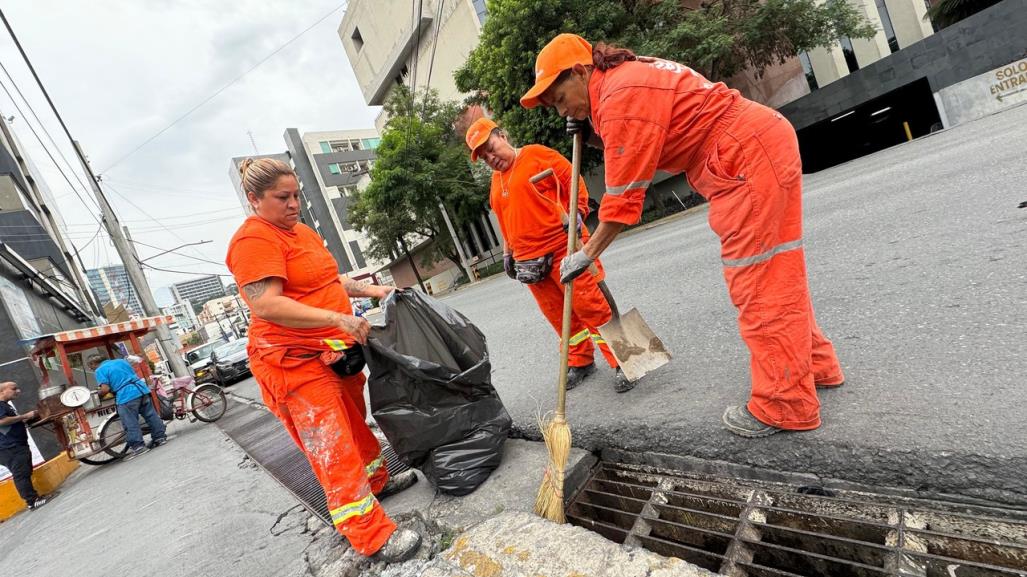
[366,289,511,496]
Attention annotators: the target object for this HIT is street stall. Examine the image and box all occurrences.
[24,315,176,466]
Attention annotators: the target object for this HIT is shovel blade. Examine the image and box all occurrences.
[598,307,671,383]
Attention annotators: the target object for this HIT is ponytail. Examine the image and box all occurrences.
[592,42,637,71]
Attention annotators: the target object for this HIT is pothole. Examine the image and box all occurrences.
[566,461,1027,577]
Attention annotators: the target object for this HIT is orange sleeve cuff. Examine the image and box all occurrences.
[227,236,288,288]
[598,191,645,225]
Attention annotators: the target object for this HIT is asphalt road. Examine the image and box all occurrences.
[435,103,1027,504]
[222,104,1026,505]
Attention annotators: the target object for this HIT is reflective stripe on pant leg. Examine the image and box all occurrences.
[527,275,595,367]
[283,359,396,554]
[706,110,820,430]
[568,329,590,346]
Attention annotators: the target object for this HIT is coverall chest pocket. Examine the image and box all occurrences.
[287,246,337,291]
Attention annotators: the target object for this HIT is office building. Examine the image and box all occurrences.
[170,275,225,310]
[86,265,144,317]
[161,299,199,333]
[339,0,487,131]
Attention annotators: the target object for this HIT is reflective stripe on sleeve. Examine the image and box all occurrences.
[722,239,803,268]
[606,180,652,196]
[591,334,607,345]
[330,494,376,526]
[568,329,591,346]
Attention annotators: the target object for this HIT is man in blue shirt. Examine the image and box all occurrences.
[87,355,167,459]
[0,381,50,509]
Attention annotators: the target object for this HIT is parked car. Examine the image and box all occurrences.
[185,339,226,384]
[211,339,250,385]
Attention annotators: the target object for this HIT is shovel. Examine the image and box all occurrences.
[529,158,671,385]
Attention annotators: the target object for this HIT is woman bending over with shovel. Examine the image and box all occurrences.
[465,117,633,392]
[520,34,844,438]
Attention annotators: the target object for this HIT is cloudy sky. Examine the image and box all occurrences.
[0,1,377,305]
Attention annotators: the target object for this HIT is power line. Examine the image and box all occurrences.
[97,1,350,175]
[139,261,232,278]
[0,76,103,226]
[423,0,445,99]
[130,239,227,268]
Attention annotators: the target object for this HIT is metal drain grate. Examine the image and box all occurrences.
[567,462,1027,577]
[217,400,409,526]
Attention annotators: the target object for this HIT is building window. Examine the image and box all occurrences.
[361,138,380,150]
[351,27,364,52]
[328,163,341,175]
[319,141,331,153]
[839,36,860,73]
[875,0,900,53]
[798,51,819,91]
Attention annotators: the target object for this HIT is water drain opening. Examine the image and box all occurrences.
[217,401,409,526]
[567,462,1027,577]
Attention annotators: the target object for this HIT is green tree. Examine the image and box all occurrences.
[349,86,490,272]
[455,0,876,166]
[925,0,1002,29]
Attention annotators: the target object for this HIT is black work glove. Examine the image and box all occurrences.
[566,117,591,136]
[503,253,516,280]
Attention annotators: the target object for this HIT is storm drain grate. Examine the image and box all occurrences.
[217,400,409,527]
[567,462,1027,577]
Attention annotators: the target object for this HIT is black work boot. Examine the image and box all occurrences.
[376,470,418,500]
[565,363,596,391]
[372,528,422,563]
[722,405,782,438]
[613,368,636,393]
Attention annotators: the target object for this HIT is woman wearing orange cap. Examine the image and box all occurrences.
[226,158,421,562]
[465,117,632,392]
[521,34,844,437]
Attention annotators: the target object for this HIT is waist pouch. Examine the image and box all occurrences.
[514,254,553,284]
[329,345,366,377]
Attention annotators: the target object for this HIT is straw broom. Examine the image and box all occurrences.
[535,131,584,523]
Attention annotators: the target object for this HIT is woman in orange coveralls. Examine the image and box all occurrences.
[521,34,845,438]
[226,158,420,562]
[465,117,632,393]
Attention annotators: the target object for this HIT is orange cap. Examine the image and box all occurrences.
[465,117,498,161]
[520,34,593,109]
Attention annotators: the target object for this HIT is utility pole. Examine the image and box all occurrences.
[438,202,476,283]
[73,141,190,378]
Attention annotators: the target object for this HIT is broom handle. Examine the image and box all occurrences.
[556,132,583,417]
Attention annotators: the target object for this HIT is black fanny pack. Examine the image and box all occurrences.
[514,254,554,284]
[329,345,366,377]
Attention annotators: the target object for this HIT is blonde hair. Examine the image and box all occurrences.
[239,157,295,198]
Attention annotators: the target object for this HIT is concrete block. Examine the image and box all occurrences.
[431,511,719,577]
[382,439,598,533]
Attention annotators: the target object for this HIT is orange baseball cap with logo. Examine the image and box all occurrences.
[465,117,498,161]
[520,33,593,109]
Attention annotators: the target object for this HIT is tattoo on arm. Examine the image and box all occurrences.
[243,279,270,301]
[342,278,371,293]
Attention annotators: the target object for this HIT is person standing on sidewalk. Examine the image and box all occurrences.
[0,381,50,510]
[520,34,845,437]
[227,157,421,564]
[465,118,633,393]
[87,355,168,458]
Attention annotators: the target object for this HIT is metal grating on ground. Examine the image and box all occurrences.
[567,462,1027,577]
[216,400,409,527]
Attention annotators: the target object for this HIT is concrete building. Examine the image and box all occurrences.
[0,114,94,466]
[170,275,225,310]
[775,0,1027,172]
[339,0,487,130]
[86,265,144,317]
[161,299,199,333]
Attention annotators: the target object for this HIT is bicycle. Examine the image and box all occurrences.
[91,376,228,461]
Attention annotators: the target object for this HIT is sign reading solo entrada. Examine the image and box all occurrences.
[991,58,1027,101]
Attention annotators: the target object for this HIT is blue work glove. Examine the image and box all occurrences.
[503,253,516,280]
[560,249,595,284]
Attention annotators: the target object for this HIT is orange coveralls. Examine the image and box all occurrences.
[490,144,618,369]
[589,59,843,430]
[226,216,394,554]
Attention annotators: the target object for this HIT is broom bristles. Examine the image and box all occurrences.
[534,411,571,523]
